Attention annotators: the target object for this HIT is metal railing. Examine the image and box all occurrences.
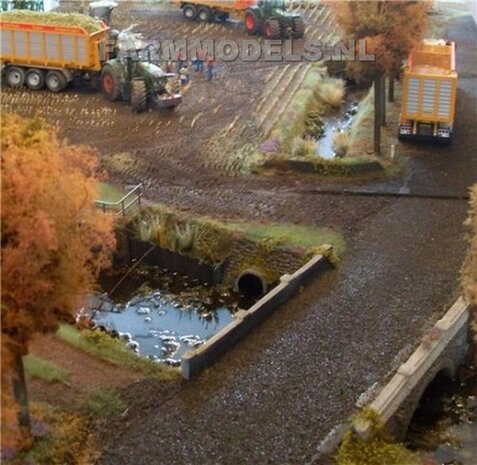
[95,183,144,216]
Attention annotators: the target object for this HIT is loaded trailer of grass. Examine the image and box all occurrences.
[0,10,103,33]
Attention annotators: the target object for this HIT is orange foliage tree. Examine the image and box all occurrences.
[1,114,115,448]
[326,0,432,154]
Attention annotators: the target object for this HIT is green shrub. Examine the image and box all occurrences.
[336,409,419,465]
[291,136,316,159]
[315,78,345,108]
[332,131,351,157]
[83,388,125,418]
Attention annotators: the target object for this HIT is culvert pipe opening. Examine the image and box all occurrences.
[235,271,267,299]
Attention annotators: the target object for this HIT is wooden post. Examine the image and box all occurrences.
[389,73,395,103]
[12,352,32,443]
[381,75,386,127]
[374,74,382,155]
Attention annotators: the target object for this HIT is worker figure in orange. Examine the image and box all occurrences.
[206,54,215,81]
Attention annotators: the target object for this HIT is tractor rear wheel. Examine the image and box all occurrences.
[131,79,148,113]
[26,68,45,90]
[292,17,305,39]
[101,65,122,101]
[264,19,281,39]
[45,70,67,92]
[244,9,259,34]
[197,7,211,22]
[5,66,26,88]
[182,4,197,20]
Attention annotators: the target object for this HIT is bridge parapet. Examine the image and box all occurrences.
[355,296,470,440]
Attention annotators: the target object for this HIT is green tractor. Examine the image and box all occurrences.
[91,2,182,112]
[100,58,182,113]
[243,0,304,39]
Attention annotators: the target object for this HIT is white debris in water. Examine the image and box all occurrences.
[137,307,150,315]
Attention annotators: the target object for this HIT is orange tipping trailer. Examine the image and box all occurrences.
[173,0,305,39]
[0,20,110,71]
[0,18,110,90]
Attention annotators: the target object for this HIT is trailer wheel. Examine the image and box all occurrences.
[292,17,305,39]
[5,66,26,88]
[45,70,67,92]
[25,68,46,90]
[183,4,197,20]
[101,65,122,101]
[131,79,148,113]
[264,19,281,39]
[197,7,211,22]
[244,9,259,34]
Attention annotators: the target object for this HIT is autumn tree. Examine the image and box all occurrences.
[326,0,432,154]
[1,115,115,448]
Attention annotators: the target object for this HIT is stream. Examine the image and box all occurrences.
[406,362,477,465]
[85,267,250,366]
[315,99,358,160]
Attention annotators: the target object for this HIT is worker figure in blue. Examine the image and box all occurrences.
[176,49,186,74]
[206,54,215,81]
[180,65,190,87]
[194,48,206,73]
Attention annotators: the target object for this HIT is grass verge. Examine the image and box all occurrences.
[23,355,70,384]
[223,221,346,258]
[137,203,346,264]
[56,324,177,379]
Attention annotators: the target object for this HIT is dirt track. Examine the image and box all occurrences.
[94,10,476,465]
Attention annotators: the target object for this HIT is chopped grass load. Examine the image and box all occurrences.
[0,10,104,33]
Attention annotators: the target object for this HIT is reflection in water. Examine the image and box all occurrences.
[315,100,358,160]
[90,291,234,366]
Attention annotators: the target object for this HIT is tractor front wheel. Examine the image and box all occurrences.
[101,65,122,101]
[131,79,148,113]
[292,17,305,39]
[264,19,281,39]
[244,9,259,34]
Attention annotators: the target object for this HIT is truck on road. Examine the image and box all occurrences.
[0,10,182,111]
[399,40,458,143]
[174,0,305,39]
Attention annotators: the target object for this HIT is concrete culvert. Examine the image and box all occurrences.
[235,270,267,299]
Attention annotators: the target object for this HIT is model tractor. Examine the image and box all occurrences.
[101,57,181,112]
[175,0,305,39]
[0,4,182,112]
[244,0,304,39]
[91,2,182,112]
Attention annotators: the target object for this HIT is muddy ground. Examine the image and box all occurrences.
[3,1,476,464]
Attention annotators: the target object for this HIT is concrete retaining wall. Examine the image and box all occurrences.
[181,248,332,379]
